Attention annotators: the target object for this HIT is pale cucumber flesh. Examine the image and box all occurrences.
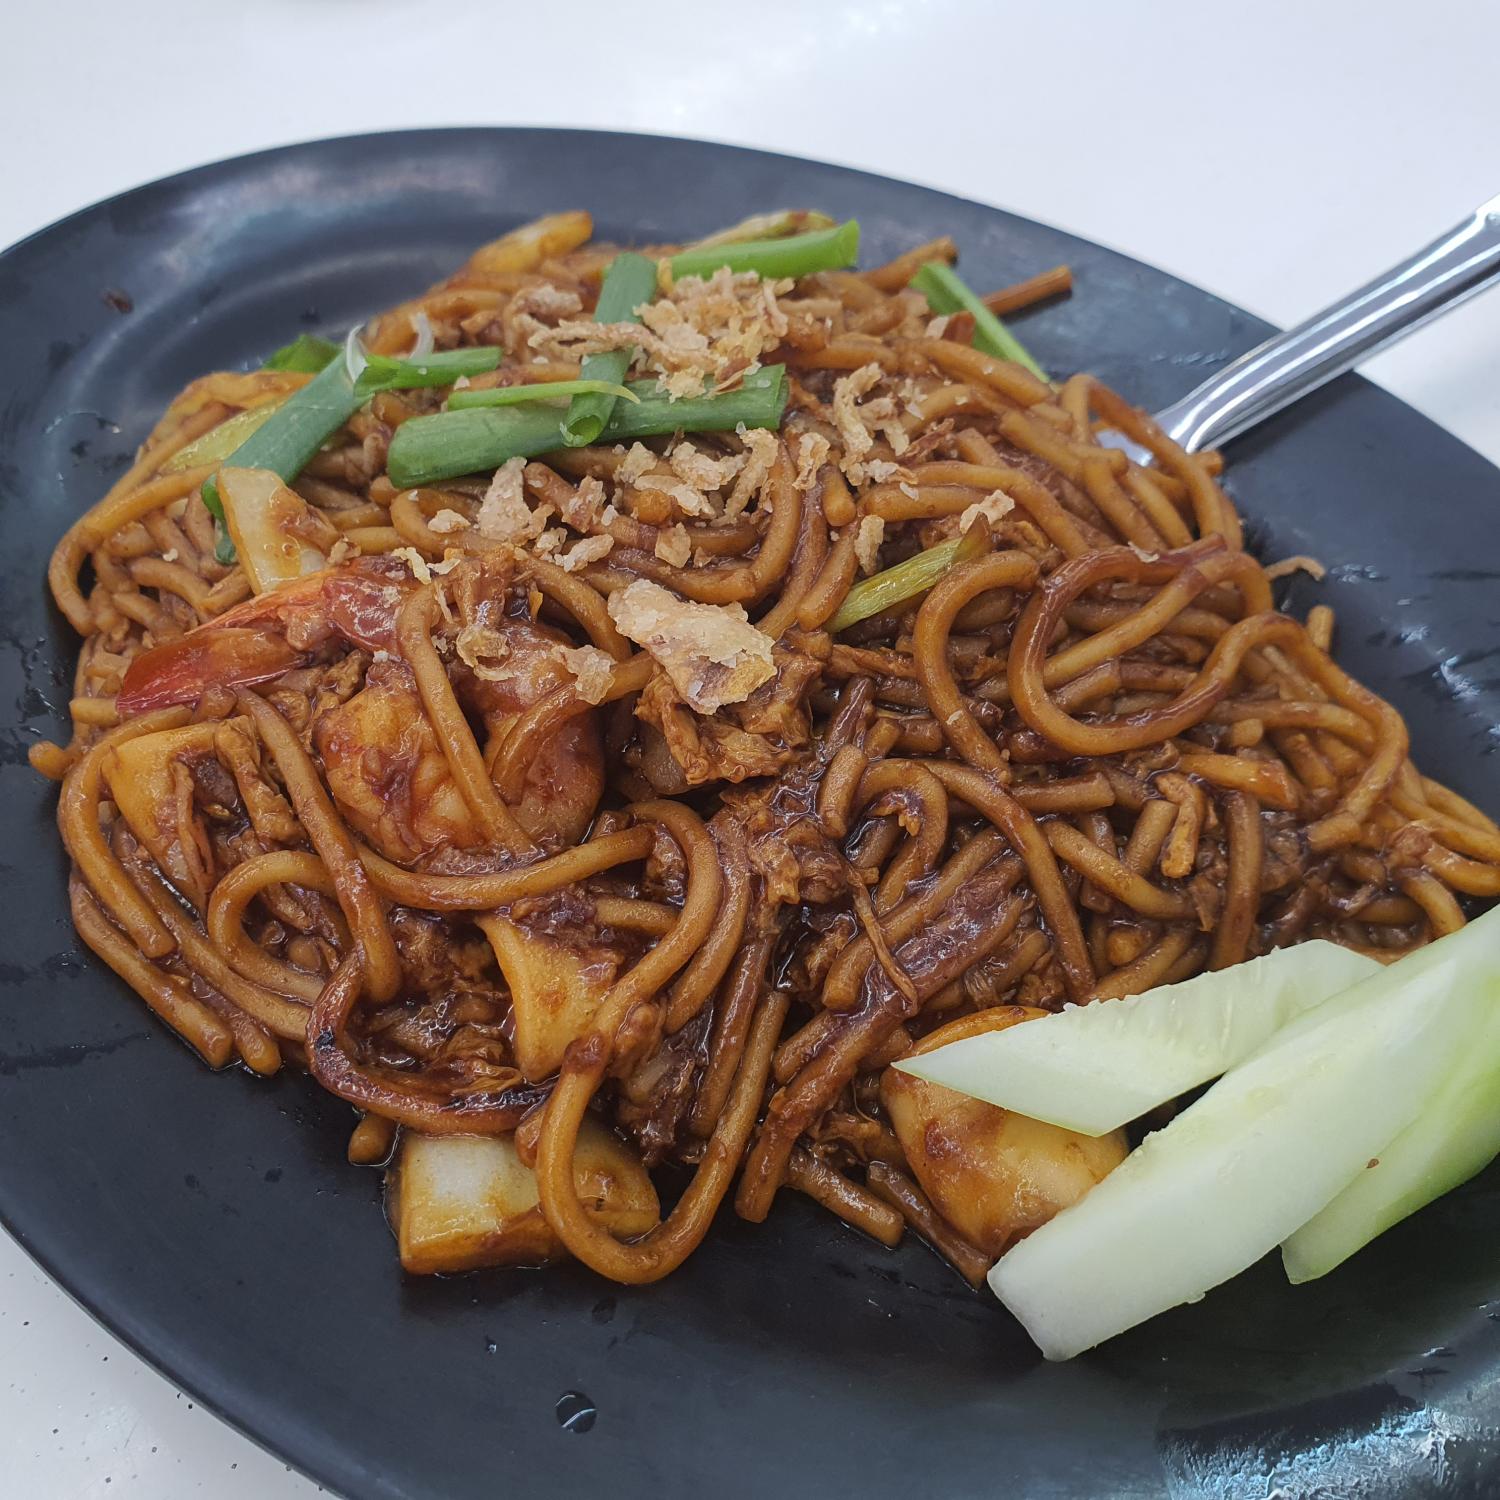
[990,941,1484,1360]
[898,940,1379,1136]
[1283,912,1500,1282]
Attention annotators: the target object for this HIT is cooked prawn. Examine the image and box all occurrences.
[116,555,603,852]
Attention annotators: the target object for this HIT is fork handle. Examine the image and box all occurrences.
[1155,194,1500,453]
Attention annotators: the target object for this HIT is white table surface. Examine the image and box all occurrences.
[4,1,1498,1494]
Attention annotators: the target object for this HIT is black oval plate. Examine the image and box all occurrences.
[3,128,1499,1500]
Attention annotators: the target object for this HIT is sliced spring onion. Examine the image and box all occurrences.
[202,353,367,561]
[387,365,789,489]
[168,333,332,481]
[684,209,835,251]
[163,403,283,474]
[356,347,503,393]
[448,379,640,411]
[910,261,1047,380]
[669,220,860,282]
[603,366,787,441]
[827,527,987,634]
[202,345,505,560]
[174,335,332,478]
[897,940,1381,1136]
[262,333,340,373]
[562,252,659,448]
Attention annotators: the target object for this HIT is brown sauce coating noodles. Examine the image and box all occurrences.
[33,214,1498,1286]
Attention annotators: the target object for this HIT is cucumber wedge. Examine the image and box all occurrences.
[895,941,1379,1136]
[1282,907,1500,1283]
[989,934,1487,1360]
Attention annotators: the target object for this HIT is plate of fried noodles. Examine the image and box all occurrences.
[4,128,1500,1498]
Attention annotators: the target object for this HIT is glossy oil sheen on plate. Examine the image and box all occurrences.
[2,128,1499,1500]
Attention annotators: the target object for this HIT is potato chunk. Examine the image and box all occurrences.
[476,916,620,1083]
[882,1007,1128,1259]
[389,1121,658,1275]
[102,723,222,904]
[217,466,335,594]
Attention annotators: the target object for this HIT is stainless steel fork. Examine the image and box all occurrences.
[1101,193,1500,462]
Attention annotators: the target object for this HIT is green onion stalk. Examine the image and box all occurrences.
[354,347,501,392]
[201,356,365,562]
[909,261,1047,380]
[828,526,989,633]
[448,379,639,411]
[669,220,860,282]
[388,366,790,489]
[201,345,501,562]
[561,252,659,447]
[261,334,341,373]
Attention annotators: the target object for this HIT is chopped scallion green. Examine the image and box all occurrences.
[669,220,860,282]
[562,252,659,447]
[910,261,1047,380]
[355,347,502,393]
[202,354,368,561]
[828,526,989,633]
[387,366,789,489]
[262,334,340,373]
[203,343,506,561]
[448,379,640,411]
